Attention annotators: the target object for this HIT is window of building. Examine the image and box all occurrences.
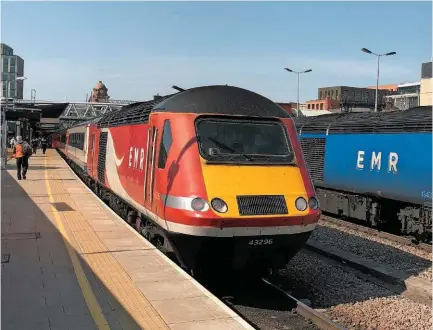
[320,103,324,110]
[320,91,323,99]
[9,57,15,67]
[331,90,334,98]
[307,104,311,109]
[3,59,8,72]
[158,120,172,169]
[336,90,339,98]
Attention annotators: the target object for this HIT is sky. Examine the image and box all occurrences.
[1,1,432,103]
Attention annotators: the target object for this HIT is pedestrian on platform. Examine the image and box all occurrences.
[13,136,32,180]
[31,137,39,154]
[41,136,47,154]
[9,136,15,148]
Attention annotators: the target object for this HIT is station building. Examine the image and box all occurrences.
[420,61,432,106]
[384,82,421,110]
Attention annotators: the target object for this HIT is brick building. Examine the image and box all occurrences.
[277,102,307,115]
[306,97,340,110]
[316,86,395,111]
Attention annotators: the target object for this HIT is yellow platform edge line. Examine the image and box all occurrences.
[44,156,110,330]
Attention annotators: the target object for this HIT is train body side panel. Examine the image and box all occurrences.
[104,116,210,227]
[65,125,88,171]
[86,124,100,181]
[322,132,432,204]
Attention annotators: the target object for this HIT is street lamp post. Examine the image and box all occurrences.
[13,77,27,137]
[31,89,36,103]
[284,68,312,117]
[361,48,396,112]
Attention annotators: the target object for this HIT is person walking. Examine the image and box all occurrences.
[41,136,47,154]
[13,136,32,180]
[31,137,39,154]
[10,136,15,149]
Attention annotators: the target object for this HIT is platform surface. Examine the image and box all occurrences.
[1,149,253,330]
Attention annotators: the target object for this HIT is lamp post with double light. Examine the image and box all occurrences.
[361,48,396,112]
[284,68,312,117]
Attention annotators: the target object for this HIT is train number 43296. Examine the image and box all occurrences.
[248,239,273,246]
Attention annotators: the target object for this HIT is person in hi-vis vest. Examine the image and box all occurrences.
[13,136,31,180]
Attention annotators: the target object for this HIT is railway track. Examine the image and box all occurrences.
[59,149,345,330]
[321,215,432,253]
[202,272,345,330]
[261,278,345,330]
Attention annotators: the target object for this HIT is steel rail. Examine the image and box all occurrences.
[262,278,346,330]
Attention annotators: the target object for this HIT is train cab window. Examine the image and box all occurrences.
[158,120,173,169]
[195,118,295,164]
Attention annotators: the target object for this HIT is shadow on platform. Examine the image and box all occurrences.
[1,170,144,330]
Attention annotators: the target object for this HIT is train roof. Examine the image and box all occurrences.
[293,106,432,134]
[97,85,292,128]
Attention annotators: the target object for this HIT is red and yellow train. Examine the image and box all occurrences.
[52,85,321,276]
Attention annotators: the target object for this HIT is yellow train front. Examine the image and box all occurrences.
[144,85,321,276]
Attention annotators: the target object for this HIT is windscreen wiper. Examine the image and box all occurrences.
[208,137,253,161]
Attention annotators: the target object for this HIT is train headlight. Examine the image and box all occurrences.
[308,197,319,210]
[211,198,228,213]
[295,197,308,211]
[191,198,209,212]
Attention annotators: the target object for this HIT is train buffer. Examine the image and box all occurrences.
[1,149,253,330]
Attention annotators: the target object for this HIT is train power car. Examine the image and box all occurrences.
[294,106,432,242]
[54,85,321,277]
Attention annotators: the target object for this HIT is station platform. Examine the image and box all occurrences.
[1,149,253,330]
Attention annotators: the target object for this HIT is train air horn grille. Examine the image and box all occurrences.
[236,195,288,216]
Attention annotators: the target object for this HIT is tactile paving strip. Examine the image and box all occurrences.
[46,162,169,329]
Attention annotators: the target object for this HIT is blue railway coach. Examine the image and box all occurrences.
[294,106,432,241]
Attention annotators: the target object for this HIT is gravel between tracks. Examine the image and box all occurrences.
[328,296,432,330]
[308,220,432,281]
[277,250,432,330]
